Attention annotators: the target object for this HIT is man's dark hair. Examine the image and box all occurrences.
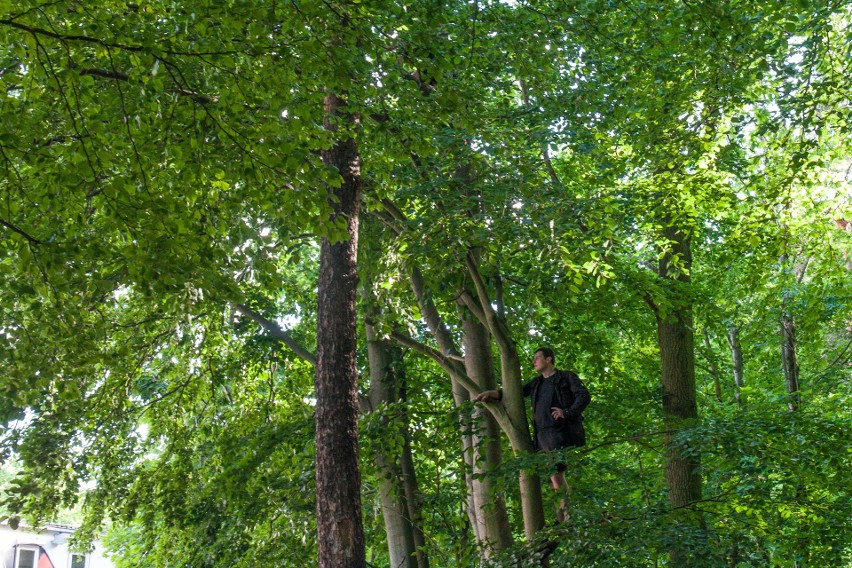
[535,347,555,366]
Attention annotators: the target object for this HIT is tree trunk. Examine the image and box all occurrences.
[779,250,804,413]
[365,321,424,568]
[461,309,513,554]
[781,313,800,412]
[408,265,483,543]
[381,207,545,543]
[463,255,546,539]
[656,225,702,566]
[726,327,745,407]
[701,332,722,402]
[315,92,364,568]
[400,429,430,568]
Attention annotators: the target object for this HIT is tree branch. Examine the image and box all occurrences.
[0,18,246,57]
[0,218,43,245]
[80,68,129,81]
[464,250,515,355]
[232,303,316,366]
[389,329,480,395]
[456,289,486,326]
[518,77,562,187]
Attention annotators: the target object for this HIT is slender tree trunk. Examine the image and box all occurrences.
[656,225,702,567]
[365,321,423,568]
[726,327,745,407]
[779,251,804,413]
[382,206,545,542]
[461,309,513,554]
[781,310,808,566]
[457,394,482,546]
[702,332,722,402]
[408,265,482,543]
[781,312,800,412]
[315,92,364,568]
[400,430,430,568]
[464,254,546,539]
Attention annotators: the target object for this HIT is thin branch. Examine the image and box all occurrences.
[370,208,403,237]
[232,303,316,366]
[108,46,150,195]
[380,198,408,225]
[0,18,247,57]
[579,429,675,456]
[518,77,562,186]
[80,68,128,81]
[494,271,505,319]
[811,336,852,381]
[389,329,480,395]
[0,218,43,244]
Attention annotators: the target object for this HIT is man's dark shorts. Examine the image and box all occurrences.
[538,423,585,473]
[537,428,569,472]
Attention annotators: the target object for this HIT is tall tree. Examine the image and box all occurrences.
[315,91,364,568]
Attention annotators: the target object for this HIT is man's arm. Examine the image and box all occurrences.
[563,372,590,419]
[472,389,502,402]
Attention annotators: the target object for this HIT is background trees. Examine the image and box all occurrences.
[2,1,851,567]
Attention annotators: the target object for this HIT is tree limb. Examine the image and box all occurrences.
[464,250,515,355]
[389,329,480,395]
[456,289,486,326]
[0,18,246,57]
[232,303,316,366]
[0,218,43,245]
[80,68,129,81]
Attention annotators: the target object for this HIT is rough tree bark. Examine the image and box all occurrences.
[656,224,702,566]
[315,91,364,568]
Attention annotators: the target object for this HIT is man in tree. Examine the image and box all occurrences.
[475,347,590,522]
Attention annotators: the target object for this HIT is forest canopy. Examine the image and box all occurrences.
[1,0,851,567]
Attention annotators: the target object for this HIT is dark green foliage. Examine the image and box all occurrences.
[2,0,851,566]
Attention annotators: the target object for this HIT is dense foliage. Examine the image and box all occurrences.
[1,0,850,566]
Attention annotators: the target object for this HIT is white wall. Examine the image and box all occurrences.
[0,523,114,568]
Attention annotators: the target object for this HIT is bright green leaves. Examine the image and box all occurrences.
[1,0,850,566]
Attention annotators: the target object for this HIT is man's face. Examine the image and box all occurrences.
[532,351,550,373]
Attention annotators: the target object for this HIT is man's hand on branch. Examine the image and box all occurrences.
[473,390,501,403]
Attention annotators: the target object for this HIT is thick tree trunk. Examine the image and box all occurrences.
[657,315,701,503]
[461,310,513,554]
[726,327,745,407]
[315,92,364,568]
[656,225,702,566]
[365,322,424,568]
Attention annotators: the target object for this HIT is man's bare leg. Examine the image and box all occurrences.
[550,471,569,523]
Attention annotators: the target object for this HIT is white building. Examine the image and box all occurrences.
[0,522,114,568]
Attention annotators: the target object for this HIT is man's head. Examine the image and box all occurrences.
[532,347,556,374]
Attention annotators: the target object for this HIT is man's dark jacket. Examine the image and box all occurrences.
[523,370,591,450]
